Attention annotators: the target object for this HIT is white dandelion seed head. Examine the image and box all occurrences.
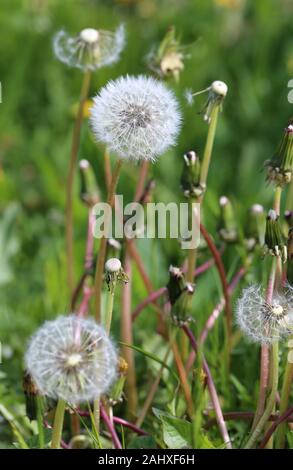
[53,25,125,71]
[211,80,228,97]
[236,284,293,345]
[105,258,121,273]
[90,75,182,162]
[219,196,229,207]
[25,315,117,403]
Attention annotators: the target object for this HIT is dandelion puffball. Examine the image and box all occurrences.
[236,284,293,345]
[53,25,125,71]
[90,75,182,162]
[25,315,117,403]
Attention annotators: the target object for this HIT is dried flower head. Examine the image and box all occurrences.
[25,315,117,403]
[236,284,293,344]
[53,25,125,71]
[185,80,228,123]
[146,26,189,81]
[90,75,182,162]
[265,120,293,187]
[264,209,287,262]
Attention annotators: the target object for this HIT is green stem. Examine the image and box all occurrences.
[105,280,116,335]
[245,342,279,449]
[36,396,45,449]
[93,159,123,322]
[275,336,293,448]
[51,399,66,449]
[199,105,219,190]
[66,70,91,295]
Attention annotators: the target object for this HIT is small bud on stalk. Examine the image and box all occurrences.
[107,357,128,406]
[167,266,194,325]
[218,196,238,243]
[265,120,293,187]
[105,258,129,293]
[79,159,100,207]
[244,204,266,251]
[264,209,287,262]
[180,150,205,198]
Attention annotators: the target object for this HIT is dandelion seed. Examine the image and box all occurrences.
[53,25,125,71]
[236,284,293,344]
[90,75,182,162]
[25,315,117,403]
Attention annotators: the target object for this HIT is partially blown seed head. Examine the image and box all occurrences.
[236,284,293,344]
[90,75,182,162]
[53,25,125,71]
[25,315,117,403]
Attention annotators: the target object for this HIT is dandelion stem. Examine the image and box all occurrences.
[121,250,138,418]
[104,147,112,191]
[51,399,66,449]
[66,70,91,295]
[275,335,293,448]
[199,106,219,190]
[105,279,116,335]
[260,405,293,449]
[245,341,279,448]
[36,396,45,449]
[93,159,123,322]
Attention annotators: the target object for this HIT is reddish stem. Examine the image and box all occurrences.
[200,223,232,348]
[259,406,293,449]
[100,405,122,449]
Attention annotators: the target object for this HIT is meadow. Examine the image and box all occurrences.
[0,0,292,450]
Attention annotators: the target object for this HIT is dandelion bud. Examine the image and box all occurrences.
[264,209,287,262]
[79,159,100,207]
[105,258,128,292]
[53,25,125,71]
[236,284,293,344]
[218,196,238,243]
[265,120,293,187]
[25,316,117,404]
[167,266,194,325]
[90,75,182,162]
[23,372,41,421]
[180,151,204,198]
[244,204,266,251]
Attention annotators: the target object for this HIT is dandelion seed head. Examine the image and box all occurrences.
[25,315,117,403]
[236,284,293,345]
[53,25,125,71]
[90,75,182,162]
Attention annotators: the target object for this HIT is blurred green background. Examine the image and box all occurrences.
[0,0,292,448]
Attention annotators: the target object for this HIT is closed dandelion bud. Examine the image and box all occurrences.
[264,209,287,262]
[105,258,128,293]
[53,25,125,71]
[107,357,128,406]
[167,266,194,325]
[90,75,182,162]
[147,26,185,81]
[265,120,293,187]
[23,371,41,421]
[180,151,205,198]
[79,159,100,207]
[218,196,238,243]
[244,204,266,251]
[25,315,117,404]
[236,284,293,344]
[186,80,228,124]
